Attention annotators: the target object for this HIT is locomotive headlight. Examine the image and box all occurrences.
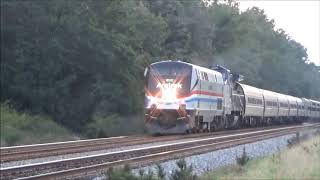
[157,80,182,101]
[162,87,177,101]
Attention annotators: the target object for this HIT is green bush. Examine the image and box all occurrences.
[236,147,250,166]
[0,103,75,146]
[105,161,197,180]
[156,163,166,180]
[170,159,197,180]
[106,165,156,180]
[106,165,139,180]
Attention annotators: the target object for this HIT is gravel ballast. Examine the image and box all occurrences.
[133,129,319,177]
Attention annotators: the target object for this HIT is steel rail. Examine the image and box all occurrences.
[0,124,298,163]
[1,123,318,179]
[0,136,149,163]
[24,130,296,180]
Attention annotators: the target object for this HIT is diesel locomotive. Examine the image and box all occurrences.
[144,60,320,134]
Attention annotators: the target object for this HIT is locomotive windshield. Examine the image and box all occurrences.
[146,62,192,99]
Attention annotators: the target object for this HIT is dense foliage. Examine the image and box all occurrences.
[2,0,319,136]
[0,103,75,146]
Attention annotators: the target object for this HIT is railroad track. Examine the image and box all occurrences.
[1,123,319,180]
[0,125,296,163]
[0,135,150,163]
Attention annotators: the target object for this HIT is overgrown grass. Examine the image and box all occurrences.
[236,147,250,167]
[202,134,320,180]
[0,103,76,146]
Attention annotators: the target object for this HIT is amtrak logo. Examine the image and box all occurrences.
[156,79,182,89]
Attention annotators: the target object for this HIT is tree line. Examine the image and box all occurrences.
[2,0,319,136]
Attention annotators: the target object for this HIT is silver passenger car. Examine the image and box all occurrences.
[262,89,279,118]
[238,83,264,117]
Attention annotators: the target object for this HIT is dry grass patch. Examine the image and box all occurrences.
[202,134,320,180]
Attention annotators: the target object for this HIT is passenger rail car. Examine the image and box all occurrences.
[144,60,320,134]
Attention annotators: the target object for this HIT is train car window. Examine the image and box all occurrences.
[280,102,288,108]
[248,97,255,104]
[248,97,263,105]
[273,102,277,107]
[266,101,272,106]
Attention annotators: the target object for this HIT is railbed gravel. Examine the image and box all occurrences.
[132,129,319,178]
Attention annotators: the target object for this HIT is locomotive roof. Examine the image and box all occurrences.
[238,83,302,103]
[151,60,195,67]
[150,60,222,76]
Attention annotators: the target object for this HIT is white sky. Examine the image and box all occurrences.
[237,0,320,65]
